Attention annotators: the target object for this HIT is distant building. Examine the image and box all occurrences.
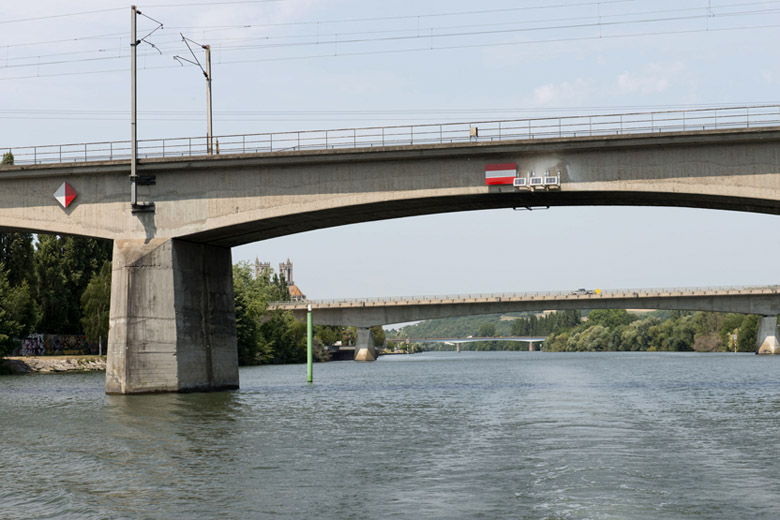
[254,258,271,278]
[255,257,306,301]
[279,258,293,285]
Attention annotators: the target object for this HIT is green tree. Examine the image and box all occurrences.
[659,314,696,351]
[34,234,111,334]
[261,311,307,364]
[718,314,745,349]
[572,324,612,351]
[315,325,343,347]
[233,262,273,365]
[586,309,636,329]
[80,261,111,346]
[737,315,759,352]
[370,325,386,347]
[0,266,25,355]
[0,233,38,337]
[619,317,661,351]
[544,332,570,352]
[0,233,35,287]
[478,321,496,337]
[34,234,70,333]
[62,237,112,332]
[2,151,13,165]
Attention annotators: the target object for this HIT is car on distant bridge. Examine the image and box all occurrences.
[572,288,596,295]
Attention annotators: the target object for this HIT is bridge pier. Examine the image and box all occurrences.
[756,316,780,355]
[105,238,239,394]
[354,327,376,362]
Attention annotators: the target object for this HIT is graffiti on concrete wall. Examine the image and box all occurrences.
[11,334,102,356]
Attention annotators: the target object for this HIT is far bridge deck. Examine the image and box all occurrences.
[271,285,780,327]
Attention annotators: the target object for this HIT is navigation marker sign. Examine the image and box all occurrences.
[54,182,77,209]
[485,163,517,185]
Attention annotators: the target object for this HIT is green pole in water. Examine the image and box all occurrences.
[307,304,313,383]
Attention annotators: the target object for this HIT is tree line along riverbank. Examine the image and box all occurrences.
[390,309,763,353]
[0,230,383,371]
[0,228,764,372]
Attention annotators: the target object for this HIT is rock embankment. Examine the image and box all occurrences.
[2,356,106,374]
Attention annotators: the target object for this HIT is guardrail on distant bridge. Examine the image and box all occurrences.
[4,104,780,165]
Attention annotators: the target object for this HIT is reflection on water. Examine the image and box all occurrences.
[2,352,780,519]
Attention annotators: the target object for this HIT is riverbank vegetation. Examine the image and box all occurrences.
[0,227,764,364]
[232,261,380,365]
[0,232,111,357]
[0,232,354,366]
[390,309,762,353]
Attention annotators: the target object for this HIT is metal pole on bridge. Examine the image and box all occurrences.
[205,44,213,155]
[130,6,138,206]
[307,304,313,383]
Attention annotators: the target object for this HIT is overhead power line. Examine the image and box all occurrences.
[3,19,780,81]
[4,0,778,60]
[3,2,780,79]
[1,102,779,125]
[0,1,284,25]
[0,8,124,25]
[5,3,780,71]
[144,0,283,7]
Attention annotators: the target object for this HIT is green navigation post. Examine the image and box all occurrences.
[307,304,313,383]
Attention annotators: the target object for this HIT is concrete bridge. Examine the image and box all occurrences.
[3,105,780,393]
[385,336,549,353]
[272,285,780,360]
[385,336,547,344]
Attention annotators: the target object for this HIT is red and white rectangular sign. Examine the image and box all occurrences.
[485,163,517,185]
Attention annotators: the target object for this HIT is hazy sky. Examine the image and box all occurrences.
[3,0,780,298]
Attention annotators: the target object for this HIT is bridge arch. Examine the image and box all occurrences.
[1,125,780,245]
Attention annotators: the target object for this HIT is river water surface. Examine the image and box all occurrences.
[2,351,780,519]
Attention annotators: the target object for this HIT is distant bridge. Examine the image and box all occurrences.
[385,336,548,344]
[272,285,780,360]
[385,335,548,353]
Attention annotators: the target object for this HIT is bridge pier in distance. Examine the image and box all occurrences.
[756,316,780,354]
[105,238,239,394]
[354,327,376,362]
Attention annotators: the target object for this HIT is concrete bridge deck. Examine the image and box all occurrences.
[271,285,780,326]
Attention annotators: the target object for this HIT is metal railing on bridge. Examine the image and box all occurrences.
[5,105,780,166]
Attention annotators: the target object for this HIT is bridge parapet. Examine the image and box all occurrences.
[5,104,780,166]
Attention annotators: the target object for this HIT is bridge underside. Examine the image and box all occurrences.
[183,190,780,247]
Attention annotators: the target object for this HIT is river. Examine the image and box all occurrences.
[2,351,780,519]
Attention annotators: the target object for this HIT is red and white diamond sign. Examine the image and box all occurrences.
[54,182,77,209]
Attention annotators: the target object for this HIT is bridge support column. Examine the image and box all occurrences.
[105,238,239,394]
[354,327,376,362]
[756,316,780,355]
